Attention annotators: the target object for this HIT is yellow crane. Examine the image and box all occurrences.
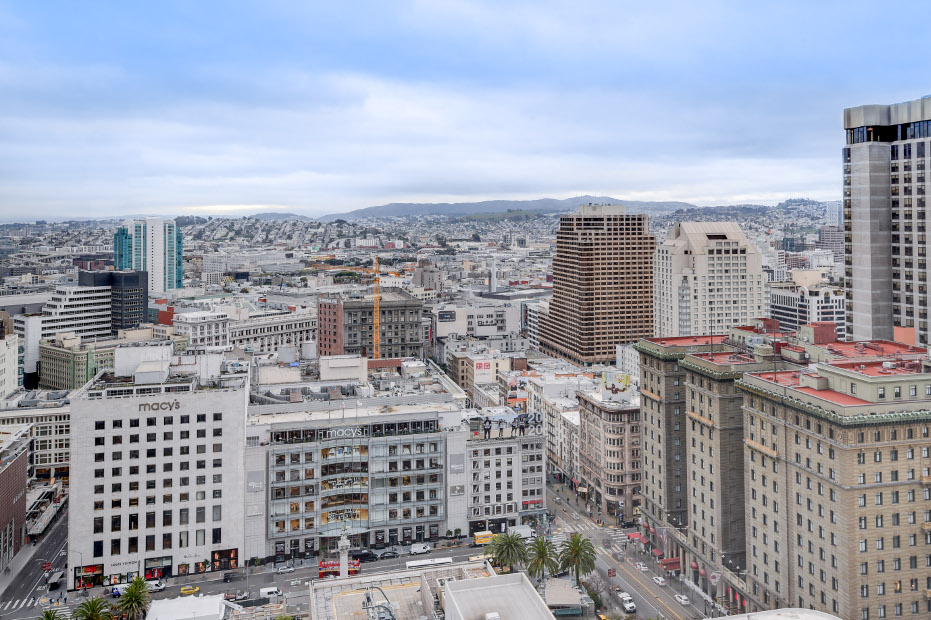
[372,255,380,359]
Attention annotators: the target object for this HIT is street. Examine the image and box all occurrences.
[0,505,69,619]
[545,483,707,620]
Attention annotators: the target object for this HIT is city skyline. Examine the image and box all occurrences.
[1,1,928,218]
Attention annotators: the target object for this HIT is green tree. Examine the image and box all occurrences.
[115,576,151,620]
[558,533,597,586]
[526,536,559,581]
[38,611,65,620]
[454,527,462,540]
[71,597,113,620]
[483,532,527,573]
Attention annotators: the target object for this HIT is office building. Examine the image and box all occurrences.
[317,288,424,359]
[68,350,248,589]
[540,204,656,366]
[654,222,765,338]
[173,311,231,350]
[228,310,317,354]
[816,226,844,265]
[769,275,846,340]
[114,218,183,296]
[737,346,931,618]
[0,425,29,573]
[0,335,18,400]
[0,391,71,481]
[842,96,931,343]
[78,270,149,333]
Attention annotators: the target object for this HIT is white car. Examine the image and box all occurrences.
[675,594,690,605]
[148,580,166,592]
[276,566,296,574]
[409,543,432,555]
[635,562,648,571]
[652,576,667,586]
[619,593,636,613]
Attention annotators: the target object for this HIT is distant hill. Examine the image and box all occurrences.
[319,196,697,221]
[250,212,314,221]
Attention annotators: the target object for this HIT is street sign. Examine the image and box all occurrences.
[41,562,52,571]
[607,568,616,577]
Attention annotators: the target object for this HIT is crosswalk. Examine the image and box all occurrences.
[549,520,635,557]
[0,596,73,614]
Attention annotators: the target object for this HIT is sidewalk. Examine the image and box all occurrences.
[0,540,49,598]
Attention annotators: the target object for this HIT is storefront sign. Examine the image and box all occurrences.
[321,427,368,439]
[138,400,182,412]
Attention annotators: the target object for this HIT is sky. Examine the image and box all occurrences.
[0,1,928,219]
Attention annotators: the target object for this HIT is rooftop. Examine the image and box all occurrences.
[813,339,925,359]
[747,370,871,406]
[831,359,926,377]
[642,334,728,347]
[693,351,758,365]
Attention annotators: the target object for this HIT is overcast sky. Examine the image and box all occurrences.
[0,1,927,219]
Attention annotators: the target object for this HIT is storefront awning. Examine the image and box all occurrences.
[571,478,579,485]
[577,487,588,494]
[651,548,664,557]
[659,557,681,571]
[626,533,643,541]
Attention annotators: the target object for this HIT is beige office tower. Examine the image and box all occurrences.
[737,353,931,618]
[540,204,656,366]
[654,222,766,338]
[843,97,931,343]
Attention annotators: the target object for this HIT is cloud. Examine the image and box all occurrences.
[0,1,925,218]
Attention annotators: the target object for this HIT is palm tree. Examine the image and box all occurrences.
[483,531,527,573]
[558,533,597,586]
[38,611,65,620]
[71,596,113,620]
[115,576,151,620]
[526,536,559,582]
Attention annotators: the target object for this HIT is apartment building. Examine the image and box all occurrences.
[114,218,183,295]
[540,204,656,366]
[68,352,248,589]
[737,352,931,618]
[769,276,846,340]
[0,334,18,400]
[842,96,931,343]
[576,379,643,523]
[318,288,424,359]
[654,222,765,338]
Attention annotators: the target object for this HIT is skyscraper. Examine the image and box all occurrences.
[653,222,765,338]
[539,204,655,366]
[113,218,183,296]
[78,270,149,333]
[843,96,931,343]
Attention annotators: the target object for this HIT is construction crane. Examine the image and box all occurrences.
[372,255,380,359]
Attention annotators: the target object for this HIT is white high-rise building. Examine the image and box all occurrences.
[68,350,248,589]
[654,222,765,337]
[114,218,182,296]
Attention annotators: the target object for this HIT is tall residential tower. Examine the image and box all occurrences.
[539,204,656,366]
[114,218,183,296]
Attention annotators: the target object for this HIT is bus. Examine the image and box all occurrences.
[406,557,453,570]
[318,558,361,578]
[473,530,494,546]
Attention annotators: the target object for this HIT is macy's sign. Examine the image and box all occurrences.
[138,400,182,412]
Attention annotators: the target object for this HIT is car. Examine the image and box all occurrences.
[635,562,648,571]
[276,566,296,574]
[180,586,200,596]
[223,572,233,583]
[379,551,399,560]
[148,580,166,592]
[351,550,379,563]
[621,520,638,529]
[409,543,432,555]
[652,576,667,586]
[675,594,690,605]
[621,597,637,613]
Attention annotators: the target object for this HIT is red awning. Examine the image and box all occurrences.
[699,568,707,577]
[571,478,579,485]
[660,558,681,571]
[650,526,656,534]
[626,533,642,541]
[651,548,664,557]
[690,561,699,570]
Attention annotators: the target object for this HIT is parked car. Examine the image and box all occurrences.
[621,520,638,528]
[675,594,690,605]
[620,595,636,613]
[635,562,648,571]
[351,550,379,563]
[652,576,667,586]
[379,551,399,560]
[180,586,200,596]
[276,566,296,574]
[223,572,233,583]
[148,580,166,592]
[224,590,249,602]
[409,543,432,555]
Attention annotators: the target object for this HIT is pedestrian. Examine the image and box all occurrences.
[510,417,518,434]
[518,417,526,436]
[497,419,504,438]
[483,417,491,439]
